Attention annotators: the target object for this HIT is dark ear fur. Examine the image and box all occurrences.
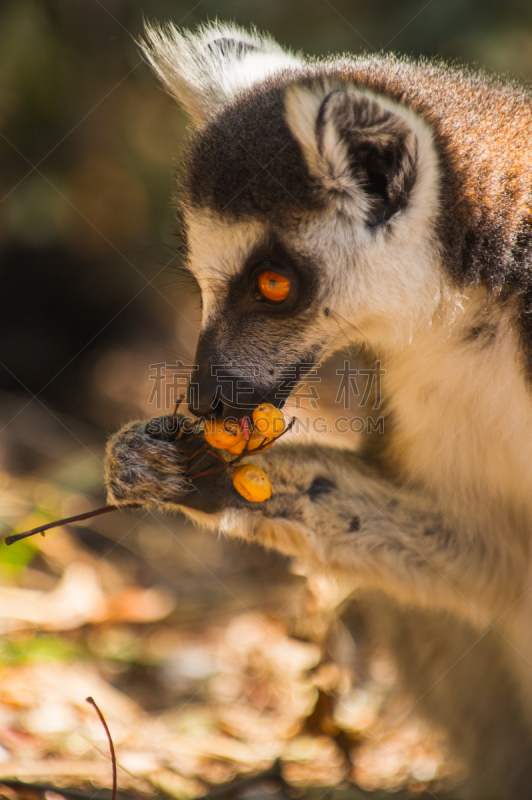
[324,91,418,225]
[286,82,419,226]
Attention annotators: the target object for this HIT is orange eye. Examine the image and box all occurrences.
[257,271,291,303]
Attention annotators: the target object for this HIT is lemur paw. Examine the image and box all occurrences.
[104,415,235,514]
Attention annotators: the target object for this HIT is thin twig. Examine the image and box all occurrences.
[187,446,229,465]
[188,417,296,482]
[86,697,117,800]
[4,504,140,546]
[230,417,296,466]
[187,446,211,461]
[189,465,227,481]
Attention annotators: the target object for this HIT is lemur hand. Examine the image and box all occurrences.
[105,415,242,514]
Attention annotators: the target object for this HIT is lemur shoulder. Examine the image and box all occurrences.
[105,23,532,800]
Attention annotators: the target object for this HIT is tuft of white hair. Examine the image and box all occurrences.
[140,20,302,125]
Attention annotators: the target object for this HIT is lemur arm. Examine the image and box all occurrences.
[104,417,511,624]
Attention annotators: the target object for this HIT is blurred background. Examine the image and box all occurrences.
[0,0,531,796]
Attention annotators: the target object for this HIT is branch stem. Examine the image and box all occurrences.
[86,696,117,800]
[4,504,139,546]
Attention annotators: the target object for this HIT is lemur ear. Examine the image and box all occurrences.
[285,81,419,226]
[140,21,300,126]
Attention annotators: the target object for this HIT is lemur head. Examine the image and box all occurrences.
[142,22,444,418]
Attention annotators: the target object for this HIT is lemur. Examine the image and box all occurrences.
[105,22,532,799]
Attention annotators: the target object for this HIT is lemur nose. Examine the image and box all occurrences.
[190,330,228,419]
[187,356,225,419]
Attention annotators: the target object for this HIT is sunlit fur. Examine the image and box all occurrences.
[141,22,300,125]
[104,22,532,798]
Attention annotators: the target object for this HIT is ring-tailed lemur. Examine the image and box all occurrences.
[105,23,532,799]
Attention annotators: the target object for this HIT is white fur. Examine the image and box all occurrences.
[186,211,267,324]
[383,291,532,579]
[141,21,301,124]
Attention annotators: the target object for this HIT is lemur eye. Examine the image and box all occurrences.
[257,270,291,303]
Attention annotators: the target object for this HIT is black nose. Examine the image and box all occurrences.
[188,331,273,419]
[187,359,226,417]
[187,363,261,419]
[188,333,224,418]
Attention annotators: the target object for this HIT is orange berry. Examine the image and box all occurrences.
[252,403,285,439]
[226,438,248,455]
[232,465,272,502]
[204,419,244,450]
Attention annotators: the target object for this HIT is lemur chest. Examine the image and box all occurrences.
[381,318,532,533]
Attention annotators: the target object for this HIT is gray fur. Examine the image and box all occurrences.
[105,420,193,510]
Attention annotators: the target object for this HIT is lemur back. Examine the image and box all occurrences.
[105,22,532,800]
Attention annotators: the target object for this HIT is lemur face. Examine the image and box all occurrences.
[185,211,332,416]
[142,23,445,418]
